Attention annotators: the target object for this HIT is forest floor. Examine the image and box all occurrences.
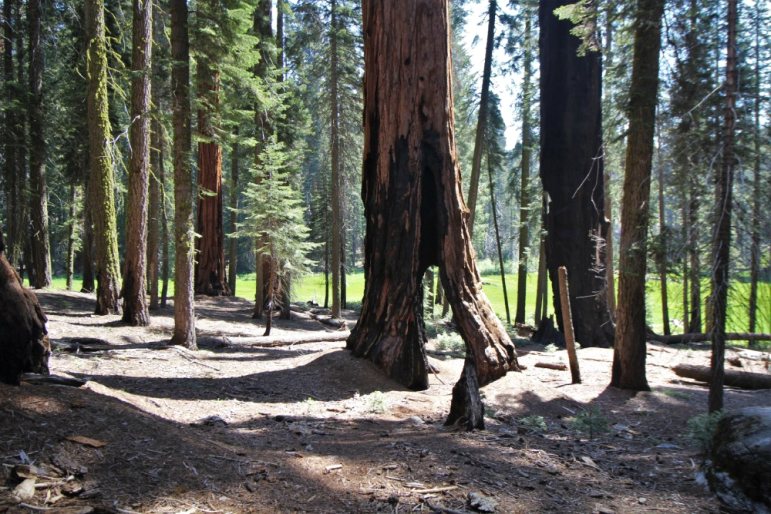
[1,290,770,514]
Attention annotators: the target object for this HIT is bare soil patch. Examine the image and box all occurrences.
[1,290,769,513]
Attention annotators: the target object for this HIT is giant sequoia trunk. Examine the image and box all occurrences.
[539,0,614,347]
[0,233,50,385]
[85,0,122,315]
[348,1,519,417]
[194,61,230,297]
[611,0,664,391]
[122,0,153,325]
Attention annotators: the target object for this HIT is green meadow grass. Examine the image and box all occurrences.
[45,270,770,335]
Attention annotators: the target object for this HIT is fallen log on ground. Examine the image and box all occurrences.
[20,373,87,387]
[243,331,350,347]
[649,331,771,344]
[535,362,568,371]
[673,364,771,390]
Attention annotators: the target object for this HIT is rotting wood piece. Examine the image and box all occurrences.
[535,362,568,371]
[0,234,51,385]
[673,364,771,390]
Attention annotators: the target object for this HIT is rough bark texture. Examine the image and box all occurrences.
[85,0,122,315]
[611,0,664,392]
[348,1,518,403]
[170,0,196,349]
[709,0,737,413]
[748,3,761,335]
[80,195,95,293]
[194,59,229,297]
[466,0,496,236]
[28,0,52,289]
[539,0,614,348]
[122,0,153,325]
[0,234,50,385]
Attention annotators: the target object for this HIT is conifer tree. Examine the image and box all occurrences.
[85,0,122,315]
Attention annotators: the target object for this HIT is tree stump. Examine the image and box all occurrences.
[445,358,485,431]
[0,238,50,385]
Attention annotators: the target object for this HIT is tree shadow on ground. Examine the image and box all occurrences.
[0,377,722,513]
[68,350,406,403]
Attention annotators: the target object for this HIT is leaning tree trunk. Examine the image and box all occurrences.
[28,0,52,289]
[539,0,614,347]
[170,0,196,349]
[611,0,664,392]
[348,0,519,425]
[466,0,496,236]
[122,0,153,326]
[85,0,122,315]
[709,0,737,413]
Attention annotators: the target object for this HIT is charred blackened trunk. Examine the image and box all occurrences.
[539,0,614,347]
[349,1,518,423]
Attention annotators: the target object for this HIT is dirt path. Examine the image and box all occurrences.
[1,290,769,513]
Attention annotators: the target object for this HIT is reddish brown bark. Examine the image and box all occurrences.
[348,1,518,423]
[194,65,230,297]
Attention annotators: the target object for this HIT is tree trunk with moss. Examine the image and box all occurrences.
[170,0,196,349]
[85,0,122,315]
[611,0,664,391]
[122,0,153,325]
[348,0,519,427]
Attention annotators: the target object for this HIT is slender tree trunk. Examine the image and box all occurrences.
[160,160,170,308]
[323,239,329,309]
[539,0,614,347]
[27,0,51,289]
[252,0,272,318]
[687,192,701,333]
[330,0,343,319]
[147,117,162,309]
[611,0,664,391]
[515,10,533,325]
[534,194,548,323]
[748,1,761,335]
[14,0,29,282]
[263,248,275,336]
[81,187,96,293]
[85,0,122,315]
[681,199,689,331]
[170,0,196,348]
[122,0,153,325]
[656,120,670,334]
[65,184,78,290]
[349,1,519,407]
[466,0,496,236]
[488,148,510,325]
[228,138,239,296]
[708,0,737,413]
